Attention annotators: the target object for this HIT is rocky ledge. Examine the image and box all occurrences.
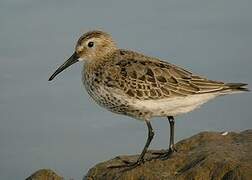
[26,130,252,180]
[26,169,63,180]
[85,130,252,180]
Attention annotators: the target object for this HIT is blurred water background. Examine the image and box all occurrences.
[0,0,251,179]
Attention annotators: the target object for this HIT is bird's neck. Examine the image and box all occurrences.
[86,49,117,66]
[83,50,117,76]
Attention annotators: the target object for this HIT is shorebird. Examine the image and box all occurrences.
[49,30,248,169]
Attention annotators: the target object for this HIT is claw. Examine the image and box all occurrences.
[159,150,173,160]
[173,147,177,152]
[151,149,168,155]
[107,159,144,170]
[150,147,177,160]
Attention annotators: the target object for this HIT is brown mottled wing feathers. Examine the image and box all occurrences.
[102,50,225,100]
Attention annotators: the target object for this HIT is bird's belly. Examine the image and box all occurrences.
[129,93,218,117]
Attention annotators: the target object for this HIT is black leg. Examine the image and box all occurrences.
[152,116,176,160]
[168,116,176,151]
[108,120,154,169]
[137,120,154,162]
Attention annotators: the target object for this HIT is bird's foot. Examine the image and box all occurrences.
[107,157,144,171]
[151,146,177,160]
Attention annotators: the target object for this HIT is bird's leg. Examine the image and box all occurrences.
[108,120,154,170]
[152,116,176,160]
[168,116,176,152]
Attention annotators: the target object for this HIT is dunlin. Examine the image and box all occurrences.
[49,30,248,169]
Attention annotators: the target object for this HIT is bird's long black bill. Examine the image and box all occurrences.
[48,52,79,81]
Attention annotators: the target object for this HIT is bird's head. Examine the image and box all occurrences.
[49,30,117,81]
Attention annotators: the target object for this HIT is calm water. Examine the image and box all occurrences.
[0,0,251,179]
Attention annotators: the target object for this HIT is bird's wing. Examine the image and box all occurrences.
[102,50,225,100]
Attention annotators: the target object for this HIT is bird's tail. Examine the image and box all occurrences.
[221,83,249,94]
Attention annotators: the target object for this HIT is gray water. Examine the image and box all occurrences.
[0,0,251,179]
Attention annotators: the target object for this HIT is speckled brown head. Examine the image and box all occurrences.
[49,30,117,81]
[76,30,117,61]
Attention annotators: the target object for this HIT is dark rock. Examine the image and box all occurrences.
[85,130,252,180]
[26,169,63,180]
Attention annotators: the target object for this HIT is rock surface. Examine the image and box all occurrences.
[26,169,63,180]
[85,130,252,180]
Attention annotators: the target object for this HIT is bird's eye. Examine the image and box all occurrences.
[88,41,94,48]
